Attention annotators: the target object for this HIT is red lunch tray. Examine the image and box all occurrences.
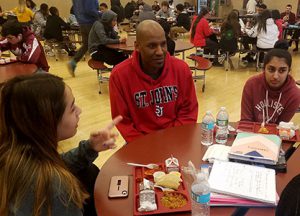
[237,121,300,142]
[133,163,191,215]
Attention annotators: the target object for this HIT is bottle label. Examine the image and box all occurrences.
[216,119,228,126]
[202,122,214,130]
[191,191,211,204]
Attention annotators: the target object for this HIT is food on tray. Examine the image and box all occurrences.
[161,192,187,209]
[258,126,269,134]
[144,166,162,176]
[138,178,157,212]
[154,171,182,190]
[165,156,179,173]
[278,121,297,140]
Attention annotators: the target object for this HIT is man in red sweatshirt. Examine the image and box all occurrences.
[0,20,49,72]
[109,20,198,143]
[241,48,300,124]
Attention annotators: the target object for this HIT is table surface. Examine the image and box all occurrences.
[106,36,194,53]
[94,123,299,216]
[0,62,37,83]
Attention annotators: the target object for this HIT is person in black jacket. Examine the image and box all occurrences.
[170,4,191,39]
[44,7,75,55]
[158,19,175,55]
[110,0,125,23]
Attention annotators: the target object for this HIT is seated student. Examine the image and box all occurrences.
[170,3,191,39]
[138,4,156,23]
[0,73,122,216]
[44,7,75,56]
[240,49,300,124]
[32,3,49,39]
[109,20,198,143]
[88,10,127,66]
[280,4,296,26]
[158,19,175,55]
[245,9,279,63]
[26,0,37,13]
[0,20,49,72]
[156,1,175,19]
[152,1,160,12]
[190,7,220,66]
[110,0,125,23]
[11,0,34,25]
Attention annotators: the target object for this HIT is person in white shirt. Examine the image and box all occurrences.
[246,0,258,14]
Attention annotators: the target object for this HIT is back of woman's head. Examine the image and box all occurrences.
[0,74,87,216]
[271,9,281,20]
[227,11,238,23]
[49,6,58,16]
[191,7,209,40]
[257,9,272,33]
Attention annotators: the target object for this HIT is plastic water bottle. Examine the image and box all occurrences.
[201,111,214,146]
[215,107,229,144]
[191,172,210,216]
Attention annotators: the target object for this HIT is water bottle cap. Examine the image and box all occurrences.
[206,110,212,114]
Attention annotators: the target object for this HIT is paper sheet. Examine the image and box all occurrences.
[208,160,276,204]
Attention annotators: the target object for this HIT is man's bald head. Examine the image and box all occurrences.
[136,20,165,43]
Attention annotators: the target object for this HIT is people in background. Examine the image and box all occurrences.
[26,0,37,12]
[280,4,296,25]
[170,3,191,39]
[32,3,48,39]
[190,7,220,66]
[271,9,283,40]
[219,11,241,54]
[0,73,122,216]
[152,1,160,12]
[0,20,49,72]
[110,0,125,23]
[240,49,300,124]
[68,0,100,77]
[109,20,198,143]
[158,19,175,55]
[99,2,108,13]
[124,0,137,20]
[88,10,127,66]
[245,9,279,63]
[11,0,34,24]
[138,4,156,23]
[246,0,258,14]
[156,1,175,19]
[44,7,75,56]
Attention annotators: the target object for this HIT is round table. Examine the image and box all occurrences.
[94,123,300,215]
[0,62,37,83]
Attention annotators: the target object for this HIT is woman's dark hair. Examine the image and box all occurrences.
[176,3,184,12]
[257,9,272,34]
[221,11,240,37]
[263,48,292,69]
[191,7,209,40]
[271,9,281,20]
[26,0,36,9]
[49,7,58,16]
[2,20,23,37]
[40,3,48,16]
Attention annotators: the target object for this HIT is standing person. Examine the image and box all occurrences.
[190,7,220,66]
[109,20,198,143]
[240,49,300,124]
[88,10,127,66]
[246,0,258,14]
[0,73,122,216]
[0,20,49,72]
[68,0,100,77]
[32,3,48,39]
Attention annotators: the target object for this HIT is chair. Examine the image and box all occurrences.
[256,48,271,71]
[88,59,112,94]
[187,55,212,92]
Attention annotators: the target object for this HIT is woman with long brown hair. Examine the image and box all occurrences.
[0,73,122,216]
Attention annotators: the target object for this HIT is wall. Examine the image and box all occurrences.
[0,0,298,20]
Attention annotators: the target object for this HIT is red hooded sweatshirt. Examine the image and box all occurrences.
[0,27,49,72]
[190,16,213,47]
[241,72,300,124]
[109,51,198,143]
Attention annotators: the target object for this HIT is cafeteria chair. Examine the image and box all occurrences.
[88,59,112,94]
[187,54,212,92]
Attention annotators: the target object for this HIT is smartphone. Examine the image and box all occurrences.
[108,176,129,198]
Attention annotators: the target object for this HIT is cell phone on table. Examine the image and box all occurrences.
[108,176,129,198]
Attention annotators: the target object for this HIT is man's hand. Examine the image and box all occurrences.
[89,115,123,152]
